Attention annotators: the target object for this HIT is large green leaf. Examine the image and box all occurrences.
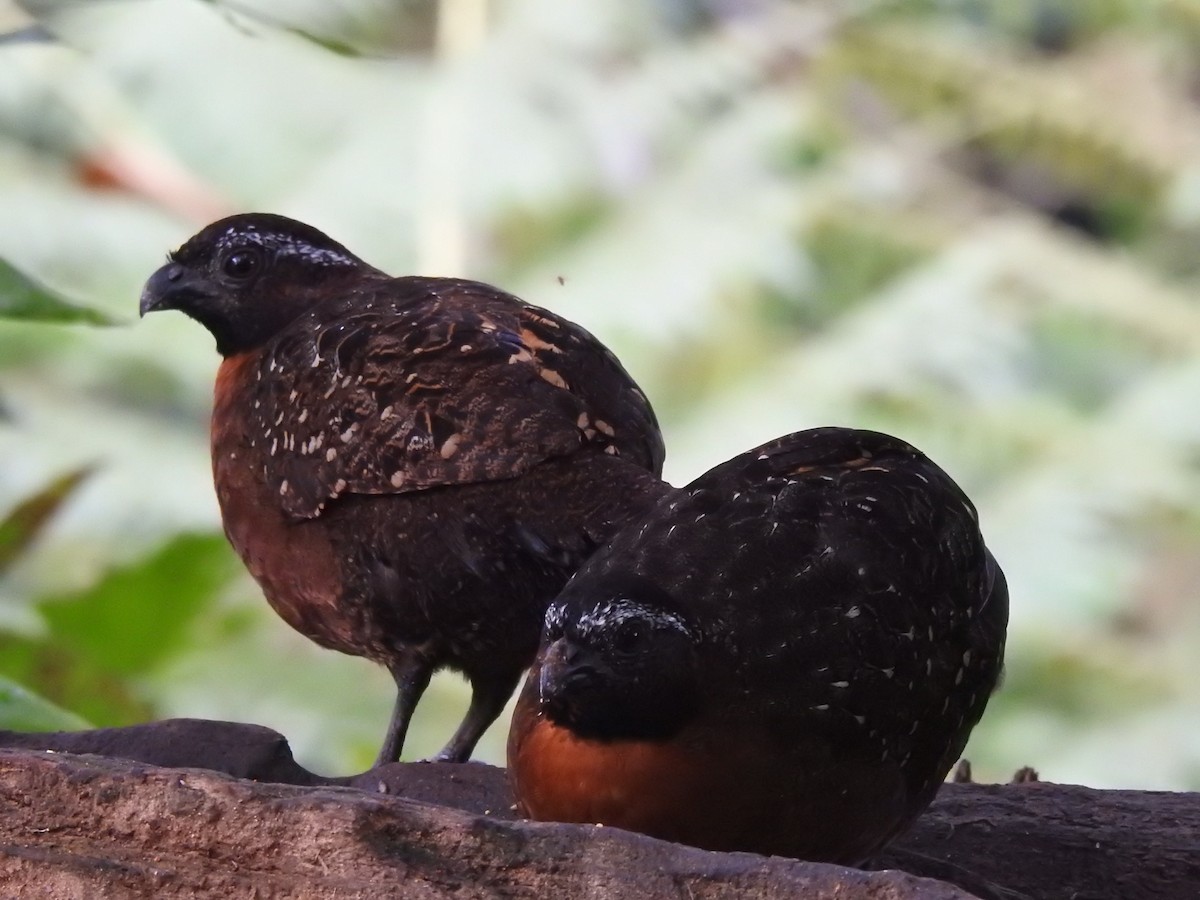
[0,634,152,727]
[0,259,114,325]
[39,532,239,676]
[0,674,89,732]
[0,533,239,727]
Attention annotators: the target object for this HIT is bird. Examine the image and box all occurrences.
[508,426,1008,865]
[139,212,668,765]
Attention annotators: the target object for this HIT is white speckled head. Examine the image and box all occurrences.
[572,597,691,643]
[544,573,699,649]
[210,221,357,268]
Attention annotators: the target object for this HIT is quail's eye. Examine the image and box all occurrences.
[221,249,262,281]
[612,619,648,654]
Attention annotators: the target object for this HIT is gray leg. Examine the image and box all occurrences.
[374,656,433,767]
[432,671,522,763]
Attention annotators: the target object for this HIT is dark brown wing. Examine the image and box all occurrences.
[243,277,664,520]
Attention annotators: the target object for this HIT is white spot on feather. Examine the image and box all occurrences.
[539,368,568,389]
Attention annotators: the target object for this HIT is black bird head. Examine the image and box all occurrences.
[537,574,703,742]
[139,213,381,356]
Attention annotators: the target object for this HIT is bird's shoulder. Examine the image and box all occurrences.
[682,427,981,564]
[228,278,662,519]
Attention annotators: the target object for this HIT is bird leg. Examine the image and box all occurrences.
[431,670,523,763]
[374,656,434,767]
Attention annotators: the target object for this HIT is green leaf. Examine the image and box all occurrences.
[39,532,240,676]
[0,259,115,325]
[194,1,372,57]
[282,26,367,58]
[0,674,89,732]
[0,467,94,576]
[0,533,240,727]
[0,635,152,727]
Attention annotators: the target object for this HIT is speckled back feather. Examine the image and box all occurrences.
[242,278,665,519]
[560,427,1007,800]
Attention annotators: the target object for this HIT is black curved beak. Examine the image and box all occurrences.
[139,262,213,317]
[538,638,601,706]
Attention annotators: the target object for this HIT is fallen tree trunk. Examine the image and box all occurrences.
[0,720,1195,899]
[0,749,969,899]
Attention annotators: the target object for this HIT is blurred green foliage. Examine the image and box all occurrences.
[2,0,1200,787]
[0,527,238,727]
[0,467,91,575]
[0,259,113,324]
[0,676,86,731]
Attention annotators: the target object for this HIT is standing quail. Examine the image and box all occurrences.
[140,213,668,764]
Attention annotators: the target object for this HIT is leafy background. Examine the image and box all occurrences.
[2,0,1199,787]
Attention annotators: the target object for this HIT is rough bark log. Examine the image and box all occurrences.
[0,720,1196,899]
[0,749,967,899]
